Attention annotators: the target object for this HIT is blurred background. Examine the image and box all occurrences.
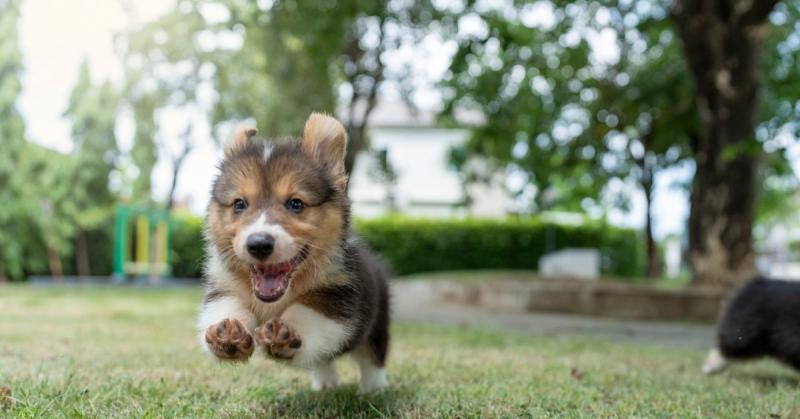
[1,0,799,296]
[3,1,800,414]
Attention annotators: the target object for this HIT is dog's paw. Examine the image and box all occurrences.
[254,318,302,360]
[311,363,340,391]
[358,369,388,395]
[204,318,254,361]
[702,348,728,375]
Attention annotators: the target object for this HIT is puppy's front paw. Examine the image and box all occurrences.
[205,318,254,361]
[254,318,302,360]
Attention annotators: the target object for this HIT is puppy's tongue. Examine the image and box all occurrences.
[251,261,293,302]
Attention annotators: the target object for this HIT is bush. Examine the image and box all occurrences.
[354,217,644,278]
[171,215,206,278]
[168,216,644,279]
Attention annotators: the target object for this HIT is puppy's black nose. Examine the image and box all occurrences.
[246,234,275,260]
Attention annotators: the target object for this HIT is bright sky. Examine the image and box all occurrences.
[17,0,692,239]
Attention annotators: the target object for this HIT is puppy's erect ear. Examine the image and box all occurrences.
[302,113,347,188]
[224,124,258,158]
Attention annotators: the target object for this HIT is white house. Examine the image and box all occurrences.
[346,101,510,219]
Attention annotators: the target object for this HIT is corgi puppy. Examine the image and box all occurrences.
[702,277,800,374]
[197,113,390,393]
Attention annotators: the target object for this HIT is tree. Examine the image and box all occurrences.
[752,1,800,227]
[587,5,696,278]
[166,124,195,210]
[440,0,693,277]
[63,61,120,276]
[20,143,78,278]
[128,90,160,202]
[441,1,597,213]
[673,0,781,287]
[119,3,206,207]
[0,0,27,281]
[123,0,434,184]
[213,0,430,176]
[441,0,800,282]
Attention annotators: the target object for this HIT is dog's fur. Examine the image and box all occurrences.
[703,277,800,374]
[197,114,390,393]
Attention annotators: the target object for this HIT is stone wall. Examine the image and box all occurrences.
[431,278,726,323]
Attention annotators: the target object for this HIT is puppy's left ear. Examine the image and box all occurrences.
[302,113,347,189]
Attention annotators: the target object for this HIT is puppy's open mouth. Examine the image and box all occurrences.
[250,245,309,303]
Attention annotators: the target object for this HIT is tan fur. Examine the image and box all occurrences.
[302,113,348,190]
[225,124,258,157]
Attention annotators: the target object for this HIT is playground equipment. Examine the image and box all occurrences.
[113,205,172,281]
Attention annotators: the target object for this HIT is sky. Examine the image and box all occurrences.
[17,0,692,240]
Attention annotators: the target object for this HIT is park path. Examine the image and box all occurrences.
[391,280,716,350]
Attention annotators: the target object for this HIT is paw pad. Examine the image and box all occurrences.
[205,318,254,361]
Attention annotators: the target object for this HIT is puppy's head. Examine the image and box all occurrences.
[206,113,349,303]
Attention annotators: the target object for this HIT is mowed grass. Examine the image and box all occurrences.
[0,286,798,418]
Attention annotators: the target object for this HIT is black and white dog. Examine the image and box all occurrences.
[703,277,800,374]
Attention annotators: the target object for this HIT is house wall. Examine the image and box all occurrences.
[349,126,509,219]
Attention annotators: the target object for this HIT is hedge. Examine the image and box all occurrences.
[355,217,643,277]
[171,214,206,278]
[169,216,644,279]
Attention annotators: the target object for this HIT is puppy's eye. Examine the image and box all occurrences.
[233,198,248,214]
[286,198,304,213]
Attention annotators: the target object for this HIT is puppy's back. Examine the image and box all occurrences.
[717,277,800,368]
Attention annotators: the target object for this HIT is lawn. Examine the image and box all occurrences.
[0,285,798,418]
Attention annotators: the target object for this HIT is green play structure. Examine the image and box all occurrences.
[113,205,173,280]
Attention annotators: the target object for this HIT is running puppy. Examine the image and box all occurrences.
[197,113,390,393]
[702,277,800,374]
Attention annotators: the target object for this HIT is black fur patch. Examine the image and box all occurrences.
[716,277,800,371]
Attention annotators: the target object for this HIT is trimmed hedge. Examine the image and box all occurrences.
[355,217,643,278]
[169,216,644,279]
[171,215,206,278]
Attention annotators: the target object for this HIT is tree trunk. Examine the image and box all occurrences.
[643,177,659,279]
[76,231,91,277]
[673,0,777,288]
[168,126,193,211]
[167,146,192,211]
[341,14,387,182]
[0,258,7,283]
[47,243,63,280]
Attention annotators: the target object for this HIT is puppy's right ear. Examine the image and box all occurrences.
[224,124,258,157]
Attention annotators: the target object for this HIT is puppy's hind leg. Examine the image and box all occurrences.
[352,346,388,395]
[310,360,340,391]
[702,348,729,375]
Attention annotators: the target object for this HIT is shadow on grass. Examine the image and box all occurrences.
[255,384,418,417]
[728,371,800,388]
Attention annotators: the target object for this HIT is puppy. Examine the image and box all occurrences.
[197,113,391,393]
[702,277,800,374]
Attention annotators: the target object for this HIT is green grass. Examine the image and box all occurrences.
[1,286,798,418]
